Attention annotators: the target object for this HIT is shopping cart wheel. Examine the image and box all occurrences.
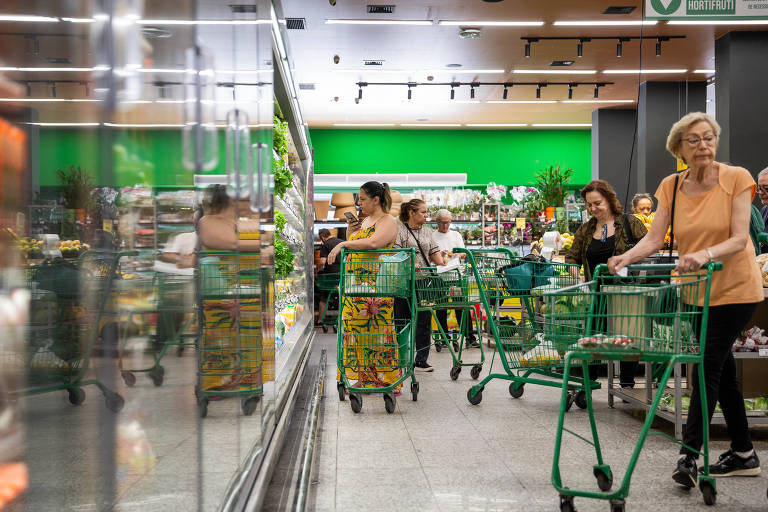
[337,382,346,402]
[700,480,716,506]
[67,388,86,406]
[104,392,125,413]
[574,390,588,410]
[466,386,483,405]
[199,398,208,418]
[149,366,165,387]
[594,466,613,491]
[452,341,459,353]
[565,392,575,412]
[121,371,136,387]
[383,392,396,414]
[332,325,337,334]
[241,396,260,416]
[411,381,419,401]
[450,366,461,381]
[470,365,482,380]
[349,394,362,413]
[322,326,328,333]
[609,499,625,512]
[559,495,575,512]
[435,342,442,353]
[508,383,524,399]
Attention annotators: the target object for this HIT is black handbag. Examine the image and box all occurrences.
[405,224,443,300]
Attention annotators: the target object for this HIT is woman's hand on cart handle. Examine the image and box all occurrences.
[327,243,343,265]
[676,251,709,274]
[607,253,632,275]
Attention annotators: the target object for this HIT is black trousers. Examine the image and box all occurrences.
[681,302,758,458]
[394,298,431,365]
[434,307,476,342]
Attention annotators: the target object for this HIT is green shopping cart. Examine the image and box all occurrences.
[336,247,417,414]
[416,251,485,381]
[546,262,721,511]
[464,248,598,406]
[316,272,339,333]
[196,251,263,418]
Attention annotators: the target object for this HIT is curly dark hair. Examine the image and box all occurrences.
[203,184,229,215]
[580,180,623,216]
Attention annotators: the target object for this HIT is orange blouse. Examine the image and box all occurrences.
[655,163,763,306]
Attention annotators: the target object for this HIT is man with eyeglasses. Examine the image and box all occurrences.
[432,209,480,348]
[758,167,768,226]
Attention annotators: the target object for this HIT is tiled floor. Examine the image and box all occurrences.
[310,333,768,511]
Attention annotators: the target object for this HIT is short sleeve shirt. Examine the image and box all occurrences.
[163,232,198,256]
[432,229,466,253]
[394,221,440,267]
[655,163,763,306]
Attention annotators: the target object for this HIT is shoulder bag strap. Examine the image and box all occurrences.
[669,174,680,260]
[404,224,431,266]
[622,213,636,246]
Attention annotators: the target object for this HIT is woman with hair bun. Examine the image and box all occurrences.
[327,182,401,391]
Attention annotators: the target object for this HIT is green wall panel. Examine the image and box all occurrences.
[309,129,591,186]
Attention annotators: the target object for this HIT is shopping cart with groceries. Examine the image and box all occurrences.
[336,248,417,414]
[464,248,599,407]
[545,262,721,511]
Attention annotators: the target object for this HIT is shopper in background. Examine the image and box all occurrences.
[432,209,479,348]
[566,180,648,394]
[326,182,401,391]
[198,185,260,251]
[631,193,654,216]
[157,209,200,269]
[608,112,763,486]
[394,199,445,372]
[315,228,342,325]
[758,168,768,226]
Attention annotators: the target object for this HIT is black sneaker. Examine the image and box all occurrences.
[708,450,761,477]
[672,455,698,488]
[414,361,434,372]
[465,339,481,349]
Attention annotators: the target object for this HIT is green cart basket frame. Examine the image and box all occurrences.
[463,247,599,406]
[196,250,264,418]
[547,262,722,511]
[16,249,134,412]
[415,250,486,381]
[336,247,418,414]
[316,272,340,334]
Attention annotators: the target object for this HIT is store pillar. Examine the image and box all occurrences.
[591,108,638,205]
[715,31,768,177]
[637,81,707,195]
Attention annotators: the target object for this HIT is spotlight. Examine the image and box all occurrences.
[450,84,456,100]
[617,39,623,57]
[50,81,56,98]
[568,85,573,99]
[577,40,583,58]
[594,84,599,98]
[656,38,662,57]
[525,42,530,58]
[470,84,476,99]
[503,85,508,100]
[407,86,412,100]
[358,86,362,100]
[25,83,31,96]
[536,85,541,99]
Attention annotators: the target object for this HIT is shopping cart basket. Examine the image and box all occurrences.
[547,262,721,511]
[16,250,134,412]
[464,248,598,405]
[316,272,339,333]
[337,248,417,414]
[417,251,485,381]
[118,272,197,387]
[196,251,263,418]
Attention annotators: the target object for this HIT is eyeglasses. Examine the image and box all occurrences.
[682,134,717,147]
[758,185,768,194]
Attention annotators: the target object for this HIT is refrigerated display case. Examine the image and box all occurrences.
[0,1,310,510]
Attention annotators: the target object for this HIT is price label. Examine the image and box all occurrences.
[759,348,768,358]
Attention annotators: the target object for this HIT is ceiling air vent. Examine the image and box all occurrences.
[299,83,316,90]
[229,4,258,13]
[603,6,636,14]
[46,57,71,64]
[367,5,395,14]
[364,60,384,66]
[550,60,575,67]
[286,17,306,30]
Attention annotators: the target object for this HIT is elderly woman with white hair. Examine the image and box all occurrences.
[609,112,764,486]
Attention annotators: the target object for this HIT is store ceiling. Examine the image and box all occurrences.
[278,0,761,127]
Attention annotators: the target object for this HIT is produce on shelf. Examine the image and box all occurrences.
[274,157,293,199]
[756,253,768,287]
[658,392,768,414]
[733,326,768,352]
[275,210,286,233]
[561,233,573,250]
[17,237,43,257]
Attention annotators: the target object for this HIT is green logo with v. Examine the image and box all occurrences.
[651,0,682,15]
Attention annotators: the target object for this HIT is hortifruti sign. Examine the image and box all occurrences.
[646,0,768,18]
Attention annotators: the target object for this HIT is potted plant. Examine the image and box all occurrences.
[535,165,574,219]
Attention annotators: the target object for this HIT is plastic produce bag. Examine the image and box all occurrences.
[375,252,410,296]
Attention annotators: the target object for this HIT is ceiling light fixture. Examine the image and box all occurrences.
[466,123,529,127]
[450,84,456,100]
[324,19,433,25]
[407,83,414,100]
[616,38,630,57]
[512,69,597,74]
[503,84,509,99]
[470,84,476,99]
[400,123,462,127]
[438,20,544,26]
[603,69,687,74]
[487,100,558,104]
[553,20,656,26]
[523,38,538,58]
[0,14,59,22]
[137,19,270,25]
[536,83,546,99]
[656,38,662,57]
[62,17,96,23]
[333,123,396,127]
[577,39,584,57]
[532,123,592,127]
[567,84,575,99]
[693,69,715,74]
[561,99,635,103]
[594,84,601,98]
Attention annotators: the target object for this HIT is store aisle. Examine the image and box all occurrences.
[309,332,768,512]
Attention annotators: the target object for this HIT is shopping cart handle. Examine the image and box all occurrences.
[594,261,723,277]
